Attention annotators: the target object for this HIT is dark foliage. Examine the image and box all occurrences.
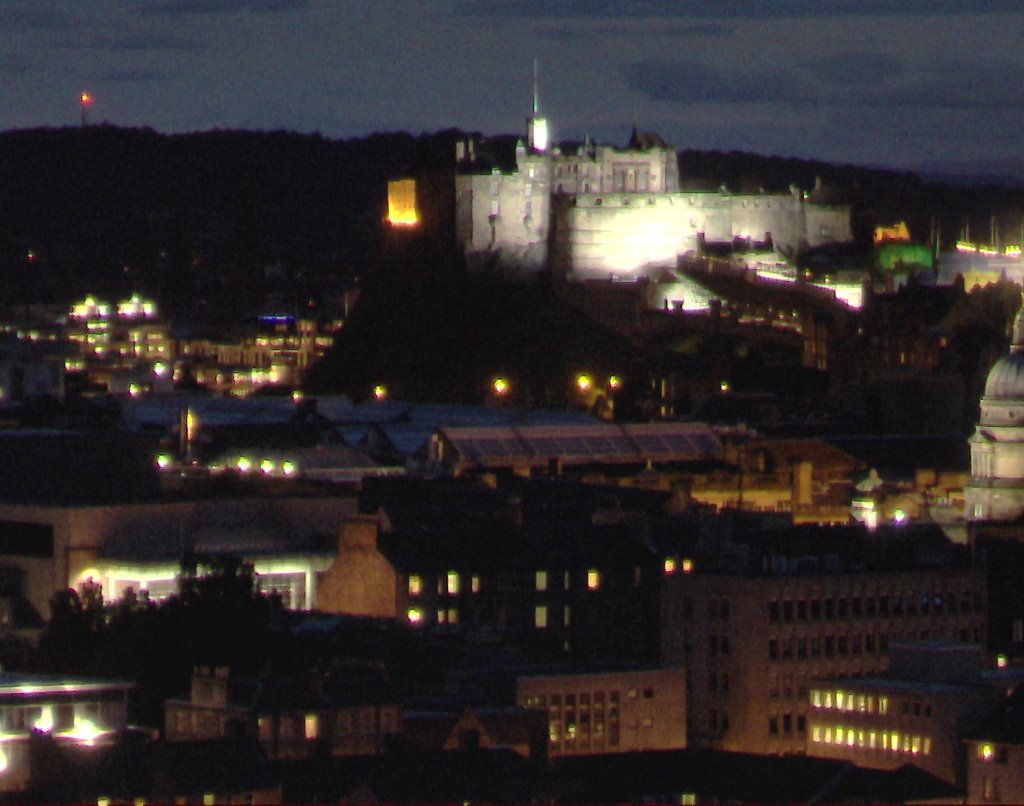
[33,558,286,727]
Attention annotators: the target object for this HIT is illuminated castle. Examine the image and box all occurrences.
[448,98,852,281]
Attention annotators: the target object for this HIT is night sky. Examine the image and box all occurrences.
[3,0,1024,171]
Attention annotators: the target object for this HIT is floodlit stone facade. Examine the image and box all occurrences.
[454,120,852,281]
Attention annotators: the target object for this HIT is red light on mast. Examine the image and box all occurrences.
[79,91,93,127]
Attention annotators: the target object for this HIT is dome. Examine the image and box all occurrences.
[984,293,1024,399]
[985,350,1024,399]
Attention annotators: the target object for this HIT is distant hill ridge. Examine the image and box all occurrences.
[1,126,1023,316]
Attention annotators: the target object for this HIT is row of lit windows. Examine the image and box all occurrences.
[811,689,889,715]
[408,573,481,598]
[663,557,694,576]
[536,569,601,592]
[406,607,460,625]
[810,724,932,756]
[768,591,982,623]
[409,569,607,599]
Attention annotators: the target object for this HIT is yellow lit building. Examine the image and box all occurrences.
[806,643,1007,785]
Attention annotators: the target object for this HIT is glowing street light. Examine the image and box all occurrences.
[373,384,388,401]
[608,375,622,391]
[491,376,510,397]
[575,373,593,393]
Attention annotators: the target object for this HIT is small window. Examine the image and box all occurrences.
[587,569,601,590]
[535,570,548,592]
[304,714,318,740]
[408,576,422,596]
[535,605,548,629]
[446,571,460,596]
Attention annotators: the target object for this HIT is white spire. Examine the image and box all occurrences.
[533,57,539,116]
[527,57,548,153]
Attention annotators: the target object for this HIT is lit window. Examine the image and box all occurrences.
[979,743,995,761]
[587,569,601,590]
[447,608,459,625]
[437,609,446,624]
[923,737,931,755]
[447,571,460,595]
[868,730,877,749]
[305,714,318,740]
[811,690,821,708]
[681,558,694,574]
[408,576,422,596]
[811,725,822,743]
[664,557,676,574]
[471,575,480,594]
[878,696,888,715]
[535,570,548,592]
[535,605,548,629]
[407,608,423,624]
[203,796,215,806]
[563,606,571,626]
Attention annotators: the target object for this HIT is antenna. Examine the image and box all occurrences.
[533,57,540,116]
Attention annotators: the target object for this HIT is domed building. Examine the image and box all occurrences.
[966,295,1024,521]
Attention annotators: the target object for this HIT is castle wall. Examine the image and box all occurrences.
[453,134,852,280]
[553,194,699,281]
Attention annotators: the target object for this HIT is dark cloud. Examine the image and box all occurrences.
[142,0,307,15]
[658,24,734,37]
[625,55,1024,112]
[97,68,166,83]
[624,59,818,106]
[85,35,205,53]
[535,21,732,41]
[801,51,907,88]
[0,55,32,76]
[859,57,1024,110]
[0,2,69,30]
[457,0,1024,18]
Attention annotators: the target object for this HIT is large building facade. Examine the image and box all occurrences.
[454,118,852,281]
[660,567,987,756]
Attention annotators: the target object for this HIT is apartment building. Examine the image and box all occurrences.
[661,559,987,755]
[516,667,685,757]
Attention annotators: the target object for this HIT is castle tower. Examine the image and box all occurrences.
[966,293,1024,521]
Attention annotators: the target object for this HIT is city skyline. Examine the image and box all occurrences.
[1,0,1023,173]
